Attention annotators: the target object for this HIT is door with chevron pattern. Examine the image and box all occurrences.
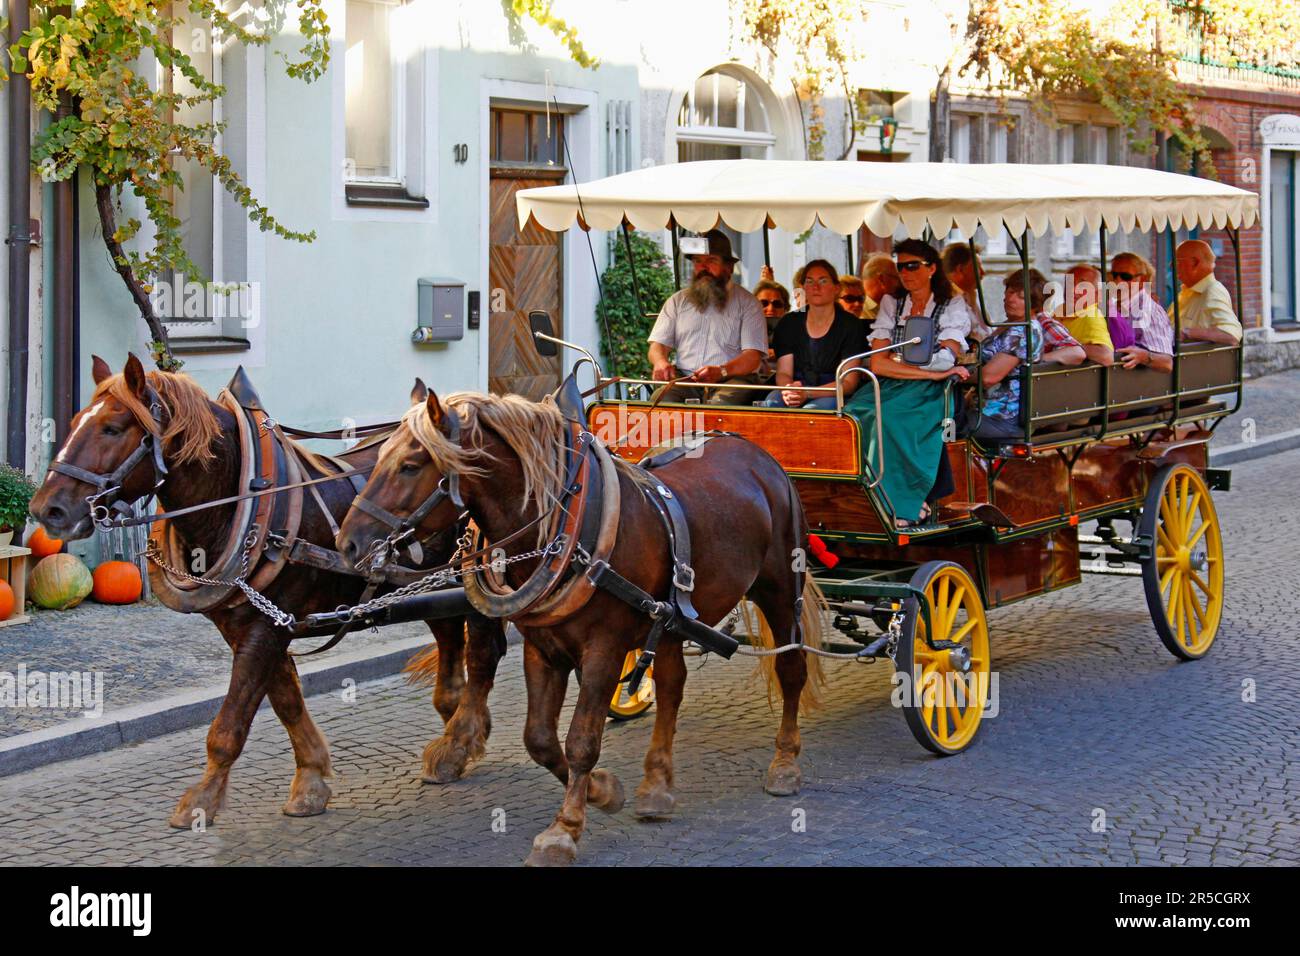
[489,166,566,399]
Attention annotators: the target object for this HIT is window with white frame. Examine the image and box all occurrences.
[1271,150,1298,326]
[159,1,221,336]
[676,68,775,163]
[675,68,778,284]
[345,0,405,183]
[979,121,1009,255]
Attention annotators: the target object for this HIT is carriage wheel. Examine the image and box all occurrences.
[895,561,991,756]
[608,649,655,720]
[1140,463,1224,660]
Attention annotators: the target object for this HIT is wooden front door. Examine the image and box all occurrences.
[489,166,565,399]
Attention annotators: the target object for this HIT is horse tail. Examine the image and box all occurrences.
[746,574,827,716]
[404,643,440,686]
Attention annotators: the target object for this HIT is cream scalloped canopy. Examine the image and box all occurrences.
[516,160,1259,239]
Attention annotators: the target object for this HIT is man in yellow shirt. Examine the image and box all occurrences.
[1055,264,1114,365]
[1175,239,1243,344]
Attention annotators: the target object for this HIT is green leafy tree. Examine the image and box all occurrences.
[2,0,332,370]
[596,232,676,380]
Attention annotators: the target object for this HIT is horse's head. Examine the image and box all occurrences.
[336,379,476,572]
[30,353,218,540]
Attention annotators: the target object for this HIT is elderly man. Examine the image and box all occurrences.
[1055,264,1114,365]
[1175,239,1243,344]
[861,254,900,322]
[648,230,767,405]
[942,242,992,340]
[1109,252,1173,373]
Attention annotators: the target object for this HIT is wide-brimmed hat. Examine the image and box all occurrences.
[689,229,739,264]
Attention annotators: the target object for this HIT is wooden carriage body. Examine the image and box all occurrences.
[588,339,1238,613]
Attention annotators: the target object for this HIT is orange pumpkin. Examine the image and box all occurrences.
[0,580,14,621]
[27,526,63,559]
[93,560,143,605]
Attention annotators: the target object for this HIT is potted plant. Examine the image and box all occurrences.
[0,465,37,548]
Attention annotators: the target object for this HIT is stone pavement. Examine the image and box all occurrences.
[1208,367,1300,446]
[1,449,1297,866]
[0,600,437,738]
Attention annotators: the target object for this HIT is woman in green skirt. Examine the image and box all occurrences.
[845,239,974,527]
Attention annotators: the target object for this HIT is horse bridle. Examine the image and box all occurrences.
[49,387,171,527]
[351,411,466,572]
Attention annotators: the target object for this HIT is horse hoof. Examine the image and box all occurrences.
[282,780,331,817]
[589,769,625,814]
[524,831,578,867]
[763,761,802,797]
[633,788,677,819]
[168,784,223,829]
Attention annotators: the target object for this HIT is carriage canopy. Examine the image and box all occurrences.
[516,160,1260,240]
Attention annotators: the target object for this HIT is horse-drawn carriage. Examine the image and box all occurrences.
[31,159,1256,867]
[516,159,1256,755]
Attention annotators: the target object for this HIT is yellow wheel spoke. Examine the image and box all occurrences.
[1187,516,1214,548]
[1184,578,1207,631]
[1156,524,1176,554]
[951,617,979,644]
[945,587,967,637]
[1190,569,1214,598]
[1160,563,1178,597]
[1168,578,1183,633]
[1181,490,1200,539]
[1159,499,1181,540]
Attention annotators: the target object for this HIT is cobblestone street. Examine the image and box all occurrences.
[2,449,1298,867]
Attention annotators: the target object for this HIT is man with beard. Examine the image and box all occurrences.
[647,230,766,405]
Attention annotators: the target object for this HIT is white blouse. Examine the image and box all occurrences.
[870,292,974,353]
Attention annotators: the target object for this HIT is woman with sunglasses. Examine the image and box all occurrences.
[844,239,973,527]
[1107,253,1174,372]
[762,260,866,410]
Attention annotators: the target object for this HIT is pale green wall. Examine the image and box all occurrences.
[67,15,637,446]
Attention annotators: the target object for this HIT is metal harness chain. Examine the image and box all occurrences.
[143,525,298,629]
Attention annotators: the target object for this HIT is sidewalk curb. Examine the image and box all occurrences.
[0,632,453,779]
[1209,428,1300,467]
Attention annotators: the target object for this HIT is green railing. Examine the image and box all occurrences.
[1167,0,1300,79]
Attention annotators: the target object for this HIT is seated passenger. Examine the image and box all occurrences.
[648,230,767,405]
[1175,239,1243,344]
[942,241,993,341]
[754,278,791,382]
[1108,252,1173,372]
[964,269,1083,441]
[1056,264,1114,365]
[861,254,901,322]
[844,239,973,527]
[761,260,866,410]
[838,274,867,318]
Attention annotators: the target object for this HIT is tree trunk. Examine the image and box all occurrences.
[94,181,181,371]
[930,63,952,163]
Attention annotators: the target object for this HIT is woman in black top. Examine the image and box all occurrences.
[761,259,867,409]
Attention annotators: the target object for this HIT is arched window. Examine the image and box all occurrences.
[675,68,776,162]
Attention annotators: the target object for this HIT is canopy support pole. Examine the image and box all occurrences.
[1228,227,1244,416]
[1020,229,1032,437]
[970,236,990,328]
[621,221,647,328]
[1098,226,1111,439]
[670,217,682,290]
[1168,227,1182,430]
[762,221,771,270]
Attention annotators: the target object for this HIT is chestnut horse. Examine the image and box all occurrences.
[29,354,505,826]
[336,387,824,866]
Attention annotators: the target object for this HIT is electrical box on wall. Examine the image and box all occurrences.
[413,278,465,343]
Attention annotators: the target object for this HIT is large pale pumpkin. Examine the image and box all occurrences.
[30,554,94,611]
[93,560,143,604]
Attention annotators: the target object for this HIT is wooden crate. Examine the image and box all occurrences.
[0,544,31,628]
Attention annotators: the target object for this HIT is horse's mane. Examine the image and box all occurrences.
[92,370,221,467]
[402,391,566,517]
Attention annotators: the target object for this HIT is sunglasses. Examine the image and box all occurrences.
[758,299,787,309]
[840,295,865,304]
[1110,271,1137,281]
[897,260,930,272]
